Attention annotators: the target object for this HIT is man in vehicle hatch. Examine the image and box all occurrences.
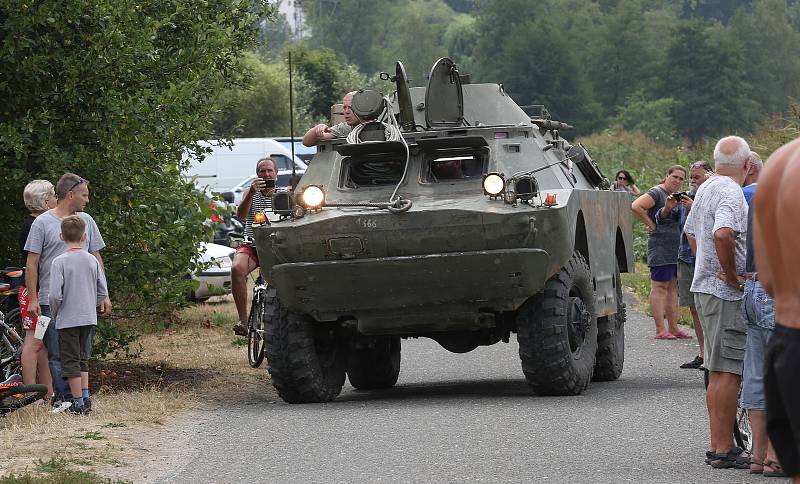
[232,158,276,336]
[302,91,360,146]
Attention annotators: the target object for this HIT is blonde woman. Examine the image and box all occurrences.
[19,180,56,395]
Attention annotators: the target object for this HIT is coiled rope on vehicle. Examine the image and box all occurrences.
[338,96,412,213]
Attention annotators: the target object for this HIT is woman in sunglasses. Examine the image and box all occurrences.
[613,170,640,196]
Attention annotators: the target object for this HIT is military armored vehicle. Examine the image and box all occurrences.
[253,58,633,403]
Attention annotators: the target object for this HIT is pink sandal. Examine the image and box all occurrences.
[672,330,693,339]
[655,331,677,340]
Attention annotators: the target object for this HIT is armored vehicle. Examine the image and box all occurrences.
[253,58,633,403]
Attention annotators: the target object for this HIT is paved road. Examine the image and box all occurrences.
[126,305,773,483]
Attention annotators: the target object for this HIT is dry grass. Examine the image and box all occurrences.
[0,294,274,479]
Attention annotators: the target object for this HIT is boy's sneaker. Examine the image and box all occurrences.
[51,401,72,414]
[83,396,92,411]
[68,404,90,415]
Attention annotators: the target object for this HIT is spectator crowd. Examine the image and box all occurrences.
[625,136,796,478]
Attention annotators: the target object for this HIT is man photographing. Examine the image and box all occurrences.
[232,157,276,336]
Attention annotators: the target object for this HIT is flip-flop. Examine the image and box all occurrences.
[763,459,787,477]
[671,329,693,339]
[655,331,677,340]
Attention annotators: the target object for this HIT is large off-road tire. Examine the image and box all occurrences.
[263,287,347,403]
[592,265,625,381]
[347,337,401,390]
[517,252,598,395]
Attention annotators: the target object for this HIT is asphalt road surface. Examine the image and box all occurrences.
[125,305,777,484]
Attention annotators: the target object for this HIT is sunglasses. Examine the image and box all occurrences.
[67,176,88,193]
[617,176,628,181]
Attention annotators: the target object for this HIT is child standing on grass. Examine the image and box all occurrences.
[48,215,108,415]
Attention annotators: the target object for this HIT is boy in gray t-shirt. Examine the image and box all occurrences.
[49,215,108,414]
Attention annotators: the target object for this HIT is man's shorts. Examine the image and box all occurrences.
[18,286,37,331]
[677,261,695,307]
[694,292,746,375]
[765,323,800,476]
[649,264,677,282]
[234,243,260,267]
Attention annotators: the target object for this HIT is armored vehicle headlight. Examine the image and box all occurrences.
[300,185,325,209]
[482,173,505,197]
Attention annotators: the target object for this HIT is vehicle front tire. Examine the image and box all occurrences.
[517,252,598,395]
[592,264,625,381]
[347,337,401,390]
[263,287,346,403]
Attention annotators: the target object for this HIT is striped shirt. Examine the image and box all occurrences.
[243,191,273,241]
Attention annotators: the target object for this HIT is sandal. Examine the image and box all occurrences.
[655,331,677,340]
[750,458,764,474]
[671,329,693,339]
[705,447,750,469]
[763,459,787,477]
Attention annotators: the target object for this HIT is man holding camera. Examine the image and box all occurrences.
[232,157,276,336]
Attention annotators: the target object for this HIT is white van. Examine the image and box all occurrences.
[184,138,308,192]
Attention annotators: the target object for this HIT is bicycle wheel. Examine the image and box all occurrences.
[0,383,47,415]
[247,290,266,368]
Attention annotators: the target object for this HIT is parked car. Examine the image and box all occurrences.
[274,136,316,163]
[184,138,307,193]
[189,242,235,302]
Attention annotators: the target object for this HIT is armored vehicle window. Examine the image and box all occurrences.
[341,154,405,188]
[422,147,488,183]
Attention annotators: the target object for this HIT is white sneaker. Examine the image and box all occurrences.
[51,401,72,414]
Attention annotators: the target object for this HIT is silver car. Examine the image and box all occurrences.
[189,242,235,302]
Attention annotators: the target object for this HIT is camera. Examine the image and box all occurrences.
[261,177,276,190]
[671,191,693,200]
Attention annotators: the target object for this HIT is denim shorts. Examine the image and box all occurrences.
[741,279,776,330]
[740,324,771,410]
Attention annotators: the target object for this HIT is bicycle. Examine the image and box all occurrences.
[247,273,268,368]
[0,374,47,416]
[0,305,23,383]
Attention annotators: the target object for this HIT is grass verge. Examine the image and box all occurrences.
[622,261,694,327]
[0,294,273,480]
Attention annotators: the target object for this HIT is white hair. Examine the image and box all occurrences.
[749,151,763,173]
[22,180,55,212]
[713,136,750,170]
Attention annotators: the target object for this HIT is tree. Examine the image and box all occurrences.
[472,2,602,132]
[0,0,271,325]
[662,21,756,143]
[212,54,315,137]
[728,0,800,119]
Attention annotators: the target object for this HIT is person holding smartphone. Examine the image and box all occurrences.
[232,157,276,336]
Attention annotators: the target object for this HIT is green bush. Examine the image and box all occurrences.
[0,0,272,355]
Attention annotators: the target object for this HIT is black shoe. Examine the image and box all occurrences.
[83,396,92,411]
[680,355,704,369]
[68,403,91,415]
[233,321,247,336]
